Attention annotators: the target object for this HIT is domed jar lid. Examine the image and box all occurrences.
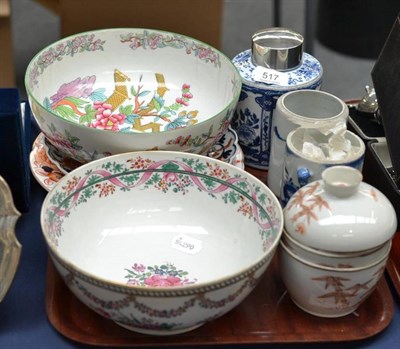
[284,166,397,253]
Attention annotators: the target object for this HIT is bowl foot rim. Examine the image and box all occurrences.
[114,321,204,336]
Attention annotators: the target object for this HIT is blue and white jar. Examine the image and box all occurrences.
[231,28,323,169]
[280,127,365,207]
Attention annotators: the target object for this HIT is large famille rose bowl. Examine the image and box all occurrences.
[40,151,283,335]
[25,28,242,164]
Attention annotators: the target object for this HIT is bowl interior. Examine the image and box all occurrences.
[26,29,240,133]
[41,152,282,287]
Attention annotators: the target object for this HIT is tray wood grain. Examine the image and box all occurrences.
[44,167,395,346]
[45,254,394,347]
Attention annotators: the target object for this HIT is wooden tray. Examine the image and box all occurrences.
[386,232,400,296]
[44,167,394,346]
[45,254,394,347]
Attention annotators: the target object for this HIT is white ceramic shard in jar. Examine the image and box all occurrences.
[267,89,348,197]
[231,27,323,170]
[280,165,397,317]
[280,127,365,207]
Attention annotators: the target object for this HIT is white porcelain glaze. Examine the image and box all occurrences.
[284,166,397,252]
[279,239,389,317]
[267,90,348,197]
[26,28,242,164]
[282,230,391,269]
[40,151,283,335]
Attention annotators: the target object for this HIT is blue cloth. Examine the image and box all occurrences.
[0,90,31,212]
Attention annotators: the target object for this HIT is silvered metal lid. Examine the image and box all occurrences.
[252,27,303,71]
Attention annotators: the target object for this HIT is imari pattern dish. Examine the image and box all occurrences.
[25,28,242,164]
[40,151,283,335]
[30,127,244,192]
[207,126,240,166]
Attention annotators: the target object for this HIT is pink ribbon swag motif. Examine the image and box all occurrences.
[48,158,276,234]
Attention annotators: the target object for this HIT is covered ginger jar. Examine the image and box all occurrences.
[280,165,397,317]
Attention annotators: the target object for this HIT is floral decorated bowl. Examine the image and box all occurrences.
[26,28,242,164]
[40,151,283,335]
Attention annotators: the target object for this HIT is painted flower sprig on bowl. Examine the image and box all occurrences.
[45,155,278,250]
[44,71,199,133]
[125,262,197,287]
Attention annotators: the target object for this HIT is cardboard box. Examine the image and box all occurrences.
[36,0,223,48]
[0,0,16,87]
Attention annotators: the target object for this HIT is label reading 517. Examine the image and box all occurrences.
[253,66,289,86]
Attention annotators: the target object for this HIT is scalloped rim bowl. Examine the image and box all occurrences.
[0,176,21,302]
[26,28,242,164]
[40,151,283,335]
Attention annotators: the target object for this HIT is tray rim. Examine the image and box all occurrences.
[386,232,400,296]
[45,255,395,347]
